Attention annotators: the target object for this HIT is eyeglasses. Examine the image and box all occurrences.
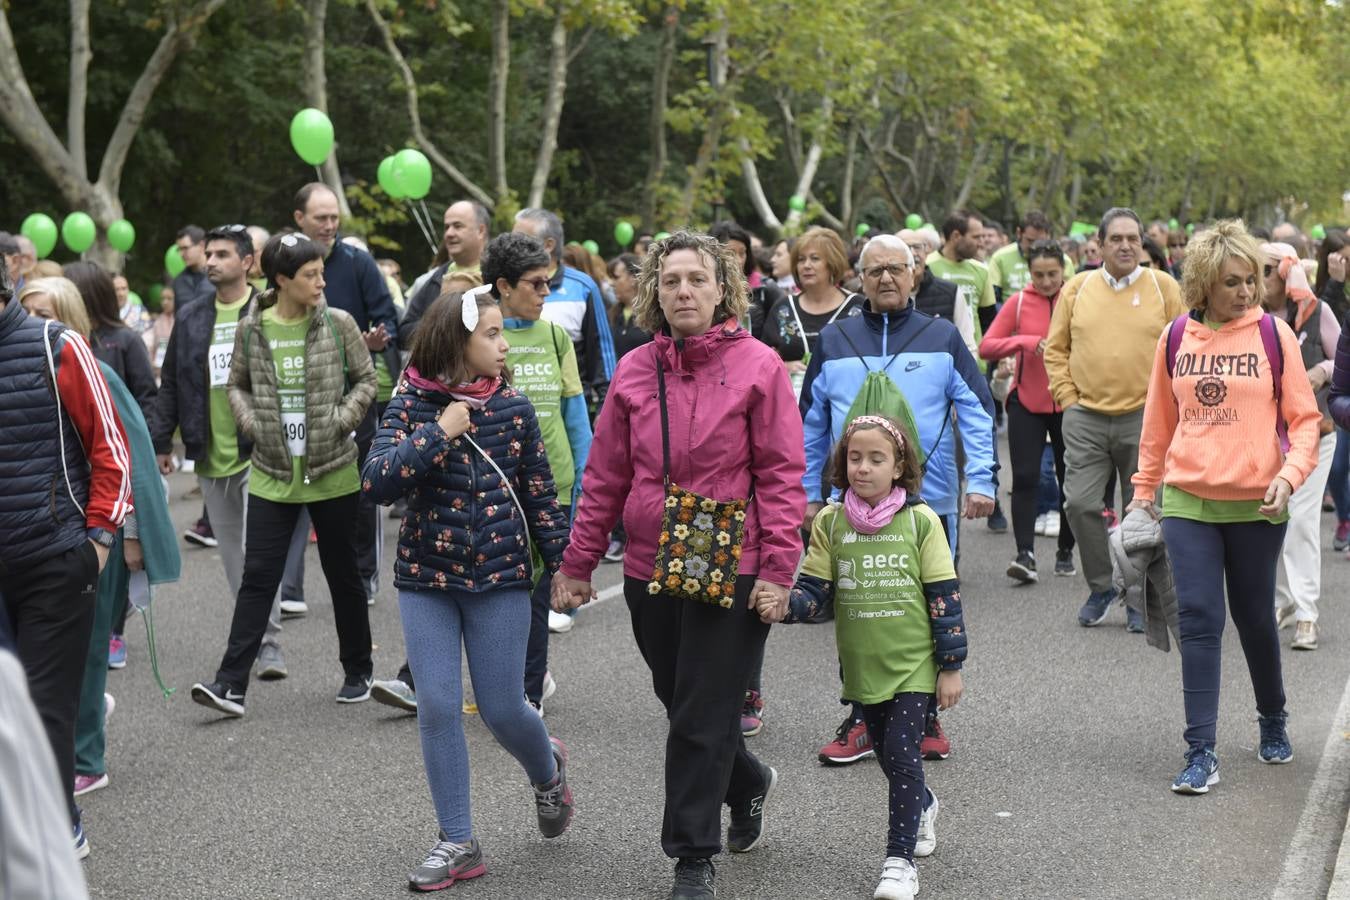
[863,263,910,281]
[280,234,311,248]
[518,277,551,295]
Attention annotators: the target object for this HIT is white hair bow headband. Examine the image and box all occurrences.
[461,283,492,331]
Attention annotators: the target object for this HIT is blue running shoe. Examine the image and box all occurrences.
[1171,748,1220,794]
[1077,589,1116,627]
[1257,713,1293,764]
[1125,605,1144,633]
[73,819,90,860]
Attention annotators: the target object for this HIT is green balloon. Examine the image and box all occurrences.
[164,245,186,278]
[904,213,922,230]
[289,107,334,166]
[21,213,58,258]
[1312,224,1327,241]
[614,220,635,246]
[1186,223,1195,236]
[654,231,671,242]
[582,240,599,255]
[61,212,96,253]
[377,156,405,199]
[788,194,806,212]
[856,223,871,237]
[921,222,934,231]
[1168,218,1180,230]
[127,290,143,308]
[107,218,136,252]
[392,148,433,200]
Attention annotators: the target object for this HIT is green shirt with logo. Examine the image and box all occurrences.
[196,296,251,479]
[987,244,1076,296]
[248,307,360,504]
[505,318,583,503]
[800,503,956,703]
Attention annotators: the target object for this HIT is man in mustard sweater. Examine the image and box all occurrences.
[1044,208,1185,629]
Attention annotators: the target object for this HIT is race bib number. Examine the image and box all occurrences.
[281,411,307,457]
[209,321,238,387]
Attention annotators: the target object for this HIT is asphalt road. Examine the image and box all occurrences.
[80,467,1350,900]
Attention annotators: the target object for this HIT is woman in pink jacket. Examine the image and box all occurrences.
[980,240,1078,585]
[554,232,806,900]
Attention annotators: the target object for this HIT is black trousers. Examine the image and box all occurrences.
[625,575,770,858]
[215,492,372,688]
[1,541,99,824]
[862,692,930,861]
[1006,394,1076,555]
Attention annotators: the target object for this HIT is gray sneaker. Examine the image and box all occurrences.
[407,834,486,892]
[256,644,288,680]
[370,678,418,712]
[533,736,574,838]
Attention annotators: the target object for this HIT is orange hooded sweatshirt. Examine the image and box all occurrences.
[1132,307,1321,504]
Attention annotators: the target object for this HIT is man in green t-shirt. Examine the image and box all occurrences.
[926,210,997,345]
[152,226,288,678]
[987,210,1056,302]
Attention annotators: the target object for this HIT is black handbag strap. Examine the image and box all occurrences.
[656,354,672,486]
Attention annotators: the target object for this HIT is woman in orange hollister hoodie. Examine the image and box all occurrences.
[1130,220,1320,797]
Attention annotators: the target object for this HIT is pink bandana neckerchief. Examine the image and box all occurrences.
[1261,241,1317,331]
[404,366,501,410]
[843,486,908,535]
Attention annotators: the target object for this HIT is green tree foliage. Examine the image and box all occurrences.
[1,0,1345,296]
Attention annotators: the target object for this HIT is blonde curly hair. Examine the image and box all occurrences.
[1180,219,1266,312]
[630,231,749,334]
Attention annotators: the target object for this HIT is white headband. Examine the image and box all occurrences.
[461,283,492,331]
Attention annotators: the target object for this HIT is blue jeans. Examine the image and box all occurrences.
[1036,444,1059,515]
[1329,427,1350,522]
[1160,517,1287,753]
[400,586,557,842]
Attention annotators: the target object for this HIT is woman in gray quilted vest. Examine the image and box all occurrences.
[190,232,377,719]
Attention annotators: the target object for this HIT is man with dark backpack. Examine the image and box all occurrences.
[801,234,996,766]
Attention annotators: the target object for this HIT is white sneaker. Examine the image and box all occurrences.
[181,458,195,474]
[103,693,115,725]
[874,857,918,900]
[914,791,938,857]
[548,610,574,633]
[542,670,557,702]
[1044,510,1061,537]
[1034,513,1047,535]
[279,598,309,617]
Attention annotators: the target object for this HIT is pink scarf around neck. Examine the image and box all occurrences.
[843,487,908,534]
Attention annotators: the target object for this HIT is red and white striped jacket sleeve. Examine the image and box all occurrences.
[54,331,133,531]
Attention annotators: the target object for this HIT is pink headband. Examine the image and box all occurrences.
[847,415,907,453]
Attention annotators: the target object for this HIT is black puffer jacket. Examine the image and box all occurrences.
[362,379,570,592]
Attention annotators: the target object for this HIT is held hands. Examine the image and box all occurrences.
[1260,476,1293,519]
[437,401,472,439]
[751,579,789,624]
[962,493,995,519]
[1124,497,1159,520]
[936,670,963,711]
[551,574,596,611]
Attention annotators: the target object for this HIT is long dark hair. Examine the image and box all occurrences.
[407,290,510,387]
[1315,228,1348,297]
[63,260,123,332]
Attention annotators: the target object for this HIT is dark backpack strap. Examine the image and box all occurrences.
[1164,314,1189,377]
[1258,313,1289,453]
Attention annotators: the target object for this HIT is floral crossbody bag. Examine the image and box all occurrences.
[646,358,750,608]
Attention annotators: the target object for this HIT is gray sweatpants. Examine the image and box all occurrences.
[200,472,282,647]
[1061,405,1142,592]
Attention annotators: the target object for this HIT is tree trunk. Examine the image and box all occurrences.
[0,0,224,266]
[677,15,728,225]
[364,0,493,208]
[1066,166,1083,225]
[739,130,782,233]
[299,0,350,216]
[838,122,858,230]
[640,6,678,230]
[68,0,91,179]
[527,5,568,211]
[951,139,989,212]
[488,0,511,206]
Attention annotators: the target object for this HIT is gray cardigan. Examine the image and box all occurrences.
[1109,508,1180,652]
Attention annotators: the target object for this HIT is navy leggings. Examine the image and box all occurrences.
[862,692,933,860]
[1160,516,1288,752]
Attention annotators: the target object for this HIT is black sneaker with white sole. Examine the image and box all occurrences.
[336,676,373,703]
[190,681,246,717]
[1054,549,1077,576]
[727,763,777,853]
[1006,550,1037,584]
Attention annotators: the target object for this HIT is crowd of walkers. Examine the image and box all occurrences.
[0,198,1347,900]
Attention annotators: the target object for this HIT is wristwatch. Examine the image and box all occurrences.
[87,528,116,549]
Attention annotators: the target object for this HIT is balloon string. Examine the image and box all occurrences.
[314,165,323,183]
[137,596,175,699]
[415,202,438,252]
[407,201,437,254]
